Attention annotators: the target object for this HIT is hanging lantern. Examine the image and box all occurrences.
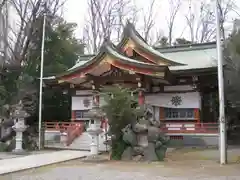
[62,89,68,94]
[137,82,141,88]
[131,91,134,97]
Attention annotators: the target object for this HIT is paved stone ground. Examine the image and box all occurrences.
[0,150,56,160]
[0,150,89,175]
[1,148,240,180]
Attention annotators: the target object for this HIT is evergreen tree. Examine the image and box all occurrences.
[0,14,84,132]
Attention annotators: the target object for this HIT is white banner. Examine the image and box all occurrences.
[145,92,201,109]
[72,95,107,110]
[72,96,93,110]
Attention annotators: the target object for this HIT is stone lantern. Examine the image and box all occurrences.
[85,93,104,155]
[11,101,29,154]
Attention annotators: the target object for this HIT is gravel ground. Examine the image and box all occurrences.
[1,160,240,180]
[1,148,240,180]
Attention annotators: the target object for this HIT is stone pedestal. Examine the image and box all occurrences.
[60,132,67,144]
[87,122,103,155]
[12,118,27,154]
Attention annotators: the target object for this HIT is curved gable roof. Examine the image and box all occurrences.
[118,21,184,66]
[56,40,169,80]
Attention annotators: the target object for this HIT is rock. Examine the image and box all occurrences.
[137,134,148,147]
[115,105,168,162]
[155,140,162,149]
[121,146,133,160]
[143,142,158,161]
[133,146,144,156]
[148,126,160,142]
[149,117,161,128]
[82,155,109,163]
[132,122,148,133]
[155,146,167,161]
[132,155,143,161]
[122,125,137,146]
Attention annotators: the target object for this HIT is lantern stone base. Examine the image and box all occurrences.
[12,148,28,155]
[90,142,98,155]
[60,132,67,144]
[87,128,103,155]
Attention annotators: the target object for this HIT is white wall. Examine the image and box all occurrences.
[71,91,201,123]
[145,92,201,109]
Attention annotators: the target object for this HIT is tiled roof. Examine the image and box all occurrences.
[69,42,217,72]
[161,43,217,71]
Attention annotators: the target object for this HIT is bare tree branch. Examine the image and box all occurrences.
[83,0,138,53]
[184,0,237,43]
[0,0,8,12]
[142,0,156,43]
[166,0,181,45]
[3,0,65,68]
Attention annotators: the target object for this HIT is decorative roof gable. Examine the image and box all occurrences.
[118,21,184,66]
[57,40,171,84]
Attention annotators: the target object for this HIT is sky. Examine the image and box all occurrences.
[62,0,240,41]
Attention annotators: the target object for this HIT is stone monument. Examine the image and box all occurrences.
[121,105,169,161]
[11,101,29,154]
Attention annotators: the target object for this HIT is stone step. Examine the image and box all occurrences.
[44,131,109,151]
[67,132,109,151]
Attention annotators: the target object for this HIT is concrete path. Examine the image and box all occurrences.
[0,150,56,160]
[0,150,90,175]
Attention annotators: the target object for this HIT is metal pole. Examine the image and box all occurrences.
[215,0,227,165]
[38,13,46,150]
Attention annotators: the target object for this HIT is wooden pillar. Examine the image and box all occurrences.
[194,109,200,124]
[71,111,76,121]
[138,90,145,105]
[70,84,75,121]
[159,107,165,120]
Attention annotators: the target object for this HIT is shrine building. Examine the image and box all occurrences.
[44,22,219,148]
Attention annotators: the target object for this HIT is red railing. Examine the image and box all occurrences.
[44,122,84,146]
[44,122,82,132]
[45,121,219,135]
[66,123,84,146]
[161,122,219,134]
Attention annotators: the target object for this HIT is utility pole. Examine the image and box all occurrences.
[215,0,227,165]
[38,13,46,150]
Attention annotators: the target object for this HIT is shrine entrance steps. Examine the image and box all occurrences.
[44,132,109,151]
